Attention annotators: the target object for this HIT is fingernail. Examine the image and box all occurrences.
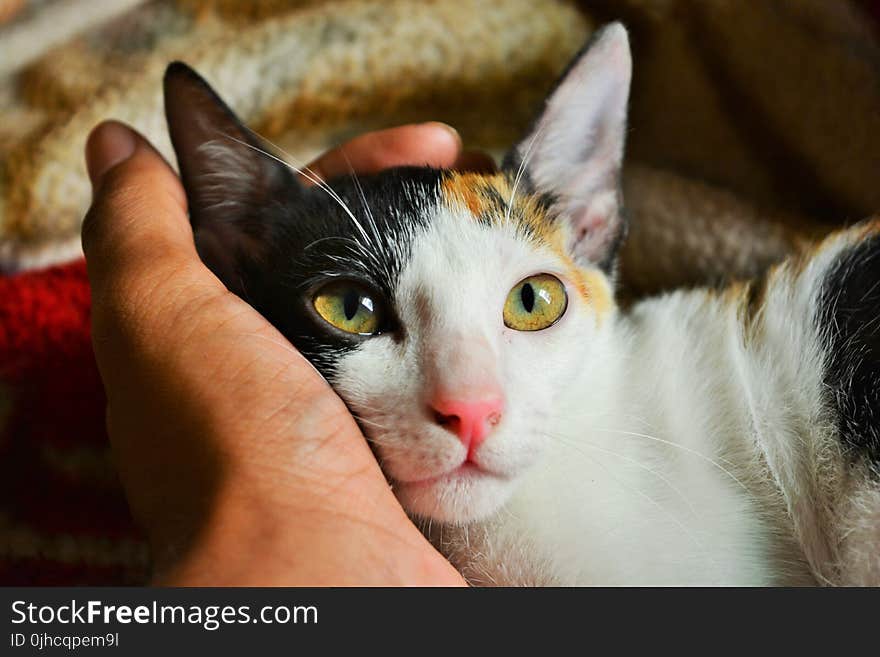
[422,121,462,149]
[85,121,137,188]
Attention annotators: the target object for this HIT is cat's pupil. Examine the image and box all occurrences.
[521,283,535,313]
[343,289,361,320]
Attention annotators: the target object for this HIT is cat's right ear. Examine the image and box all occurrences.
[502,23,631,273]
[163,61,299,293]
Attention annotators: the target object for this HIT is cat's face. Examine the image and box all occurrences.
[320,172,615,522]
[164,24,631,524]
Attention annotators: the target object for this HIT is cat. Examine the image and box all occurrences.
[163,23,880,585]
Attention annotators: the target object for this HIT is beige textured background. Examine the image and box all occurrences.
[1,0,878,299]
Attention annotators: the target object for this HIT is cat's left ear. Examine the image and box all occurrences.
[164,61,300,294]
[502,23,631,272]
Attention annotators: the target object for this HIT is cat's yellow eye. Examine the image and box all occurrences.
[313,281,383,335]
[503,274,568,331]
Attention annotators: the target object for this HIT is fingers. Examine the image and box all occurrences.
[305,122,473,183]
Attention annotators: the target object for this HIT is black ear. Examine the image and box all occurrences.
[164,61,300,292]
[502,23,631,272]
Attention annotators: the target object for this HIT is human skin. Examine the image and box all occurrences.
[82,120,492,585]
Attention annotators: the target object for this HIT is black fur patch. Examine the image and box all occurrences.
[240,167,442,380]
[818,232,880,463]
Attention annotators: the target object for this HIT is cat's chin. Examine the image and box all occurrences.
[394,463,515,524]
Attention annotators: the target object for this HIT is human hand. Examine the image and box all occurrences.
[83,120,493,585]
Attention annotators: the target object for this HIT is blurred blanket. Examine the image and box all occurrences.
[0,0,878,584]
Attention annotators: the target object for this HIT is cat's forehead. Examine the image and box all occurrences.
[289,167,607,306]
[439,172,551,234]
[289,168,564,282]
[430,173,603,303]
[408,172,569,280]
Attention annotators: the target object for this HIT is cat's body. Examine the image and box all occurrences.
[162,24,880,585]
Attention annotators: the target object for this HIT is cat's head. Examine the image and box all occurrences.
[164,23,631,524]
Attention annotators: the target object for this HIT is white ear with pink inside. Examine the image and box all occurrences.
[503,23,632,271]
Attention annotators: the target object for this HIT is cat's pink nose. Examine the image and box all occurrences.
[431,396,504,454]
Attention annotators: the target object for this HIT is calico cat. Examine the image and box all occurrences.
[163,23,880,585]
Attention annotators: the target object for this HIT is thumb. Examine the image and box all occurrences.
[81,120,235,407]
[85,119,139,187]
[81,120,205,300]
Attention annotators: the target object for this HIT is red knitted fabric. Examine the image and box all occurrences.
[0,260,147,585]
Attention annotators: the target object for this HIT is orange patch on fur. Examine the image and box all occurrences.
[572,266,613,322]
[441,172,555,230]
[441,171,614,320]
[537,225,614,321]
[440,172,512,218]
[441,172,485,216]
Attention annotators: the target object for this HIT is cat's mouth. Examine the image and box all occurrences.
[393,457,517,523]
[401,461,496,488]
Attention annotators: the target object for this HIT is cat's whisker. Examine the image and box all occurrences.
[339,151,381,242]
[255,141,385,269]
[340,149,397,283]
[220,134,379,265]
[504,120,546,226]
[343,396,401,416]
[590,427,754,498]
[241,331,304,359]
[304,235,368,253]
[559,404,660,433]
[539,431,722,579]
[538,430,701,522]
[353,415,393,432]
